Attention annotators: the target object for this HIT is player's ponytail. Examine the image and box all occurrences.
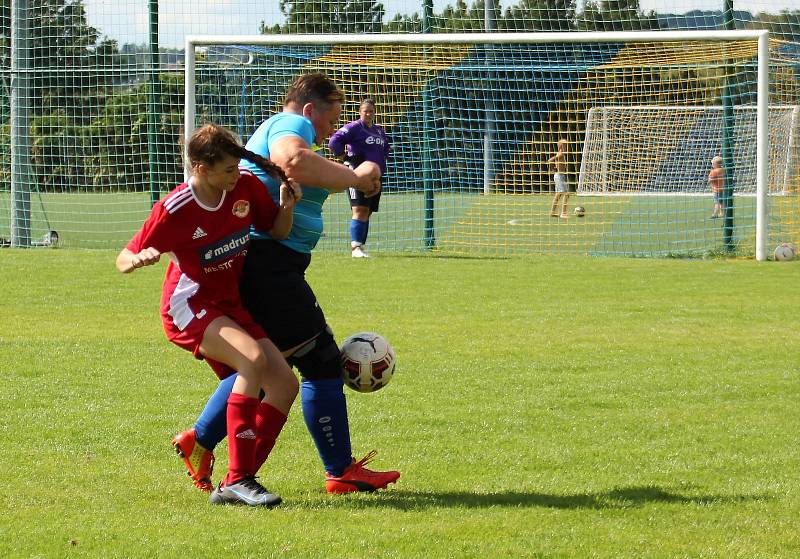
[187,123,288,185]
[238,148,288,185]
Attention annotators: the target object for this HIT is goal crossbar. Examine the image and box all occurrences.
[184,30,768,47]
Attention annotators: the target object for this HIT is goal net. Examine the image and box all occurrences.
[187,31,785,258]
[578,105,798,196]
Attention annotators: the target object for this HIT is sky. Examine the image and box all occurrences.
[82,0,799,49]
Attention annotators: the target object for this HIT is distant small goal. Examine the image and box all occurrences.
[578,105,799,196]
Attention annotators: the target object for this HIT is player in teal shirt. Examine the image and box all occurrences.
[242,112,328,253]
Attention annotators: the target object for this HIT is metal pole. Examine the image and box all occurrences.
[483,0,496,194]
[185,31,768,47]
[721,0,737,252]
[784,106,799,194]
[10,0,31,247]
[184,39,196,182]
[755,32,769,261]
[185,31,768,46]
[147,0,160,206]
[422,0,435,248]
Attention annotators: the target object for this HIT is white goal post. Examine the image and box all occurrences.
[184,30,772,260]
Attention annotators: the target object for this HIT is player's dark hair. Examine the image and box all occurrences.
[284,73,344,108]
[187,123,288,184]
[361,98,376,107]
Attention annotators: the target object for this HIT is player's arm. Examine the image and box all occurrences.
[268,180,302,240]
[270,135,379,195]
[381,127,392,157]
[116,247,161,273]
[117,205,168,273]
[328,126,348,157]
[353,161,382,197]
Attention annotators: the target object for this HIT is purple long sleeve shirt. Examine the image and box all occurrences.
[328,120,391,174]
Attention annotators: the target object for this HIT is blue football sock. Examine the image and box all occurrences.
[194,373,236,451]
[300,377,352,476]
[350,219,368,245]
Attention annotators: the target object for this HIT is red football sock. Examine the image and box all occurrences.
[224,392,259,486]
[254,402,288,472]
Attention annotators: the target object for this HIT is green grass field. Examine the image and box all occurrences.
[1,250,799,558]
[2,190,798,257]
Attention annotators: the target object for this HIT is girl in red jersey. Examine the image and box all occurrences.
[116,124,301,507]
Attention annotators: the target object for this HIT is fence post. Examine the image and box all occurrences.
[147,0,160,207]
[10,0,32,247]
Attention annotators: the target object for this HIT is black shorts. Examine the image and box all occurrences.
[240,239,328,351]
[347,187,381,212]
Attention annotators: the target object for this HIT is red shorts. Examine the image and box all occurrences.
[161,298,267,380]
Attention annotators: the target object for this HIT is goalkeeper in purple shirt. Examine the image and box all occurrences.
[328,98,391,258]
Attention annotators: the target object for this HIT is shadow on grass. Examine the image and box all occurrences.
[362,485,771,510]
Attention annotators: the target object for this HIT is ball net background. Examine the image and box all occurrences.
[0,0,797,257]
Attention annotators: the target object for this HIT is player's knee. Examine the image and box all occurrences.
[281,366,300,398]
[288,327,342,381]
[231,343,268,381]
[258,344,299,396]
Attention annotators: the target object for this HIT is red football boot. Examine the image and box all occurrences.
[171,428,215,492]
[325,450,400,494]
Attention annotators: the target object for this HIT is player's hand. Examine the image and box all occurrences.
[279,179,302,209]
[360,180,381,198]
[353,161,382,198]
[131,247,160,270]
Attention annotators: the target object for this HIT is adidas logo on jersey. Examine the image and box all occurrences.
[235,429,257,440]
[192,227,207,239]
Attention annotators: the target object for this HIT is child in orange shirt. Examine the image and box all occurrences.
[709,156,724,219]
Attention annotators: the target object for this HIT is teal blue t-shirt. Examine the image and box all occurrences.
[241,112,330,254]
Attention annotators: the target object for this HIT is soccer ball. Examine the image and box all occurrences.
[340,332,396,393]
[773,243,797,261]
[574,206,586,217]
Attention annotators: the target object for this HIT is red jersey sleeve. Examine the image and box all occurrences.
[125,202,176,255]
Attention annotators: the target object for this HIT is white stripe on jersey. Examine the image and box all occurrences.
[164,186,193,214]
[168,273,200,330]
